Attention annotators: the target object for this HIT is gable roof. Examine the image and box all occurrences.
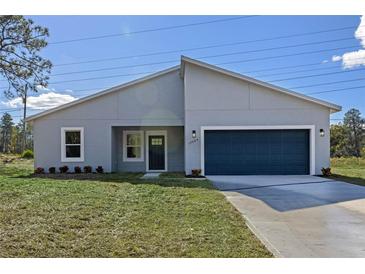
[180,56,341,113]
[26,65,180,121]
[26,56,341,122]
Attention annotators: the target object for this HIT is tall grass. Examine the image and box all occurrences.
[331,157,365,168]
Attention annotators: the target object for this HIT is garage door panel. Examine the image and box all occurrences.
[204,129,309,175]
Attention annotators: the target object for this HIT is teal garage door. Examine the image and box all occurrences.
[204,129,310,175]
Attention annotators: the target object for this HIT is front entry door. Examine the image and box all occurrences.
[148,135,165,171]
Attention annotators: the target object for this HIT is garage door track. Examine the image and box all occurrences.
[208,175,365,257]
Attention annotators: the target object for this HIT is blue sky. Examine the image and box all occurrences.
[1,15,364,122]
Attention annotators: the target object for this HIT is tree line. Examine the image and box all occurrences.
[0,112,33,154]
[330,108,365,157]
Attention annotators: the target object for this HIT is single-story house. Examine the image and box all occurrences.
[26,56,341,175]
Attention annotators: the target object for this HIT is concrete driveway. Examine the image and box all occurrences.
[208,175,365,257]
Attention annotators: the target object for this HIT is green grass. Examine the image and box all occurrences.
[330,157,365,187]
[159,172,186,179]
[0,156,271,258]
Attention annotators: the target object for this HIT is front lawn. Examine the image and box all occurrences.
[0,156,271,257]
[330,157,365,187]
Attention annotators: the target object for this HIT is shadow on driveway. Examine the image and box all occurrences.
[209,175,365,212]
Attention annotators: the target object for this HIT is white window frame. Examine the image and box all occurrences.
[61,127,84,162]
[123,130,144,162]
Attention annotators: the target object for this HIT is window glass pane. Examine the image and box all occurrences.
[127,133,141,146]
[151,138,162,145]
[66,145,81,158]
[127,147,141,158]
[65,131,80,144]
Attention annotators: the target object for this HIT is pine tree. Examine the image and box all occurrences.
[343,108,365,157]
[0,113,14,153]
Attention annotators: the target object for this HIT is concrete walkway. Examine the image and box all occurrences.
[208,175,365,258]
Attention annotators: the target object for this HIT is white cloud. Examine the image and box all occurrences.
[331,15,365,69]
[35,85,55,93]
[332,55,342,62]
[341,49,365,69]
[355,15,365,47]
[3,92,77,110]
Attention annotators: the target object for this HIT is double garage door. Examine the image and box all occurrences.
[204,129,310,175]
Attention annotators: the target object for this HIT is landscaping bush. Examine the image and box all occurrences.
[48,167,56,174]
[59,166,69,173]
[321,167,331,177]
[34,167,45,174]
[96,166,104,173]
[191,169,202,177]
[21,149,34,159]
[74,166,82,173]
[83,165,92,173]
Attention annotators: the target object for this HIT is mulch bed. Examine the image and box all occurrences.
[31,173,108,180]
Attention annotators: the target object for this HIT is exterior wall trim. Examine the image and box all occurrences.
[145,130,168,172]
[200,125,316,176]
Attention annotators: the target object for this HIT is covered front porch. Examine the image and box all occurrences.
[111,126,184,173]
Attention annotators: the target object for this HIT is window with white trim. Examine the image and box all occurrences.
[123,130,144,162]
[61,127,84,162]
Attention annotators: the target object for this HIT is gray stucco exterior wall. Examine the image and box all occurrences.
[31,60,337,175]
[32,69,184,172]
[183,62,331,175]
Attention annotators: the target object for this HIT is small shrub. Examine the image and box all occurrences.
[74,166,82,173]
[321,167,331,177]
[59,165,69,173]
[34,167,45,174]
[191,169,202,177]
[21,149,34,159]
[84,165,92,173]
[48,167,56,174]
[96,166,104,173]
